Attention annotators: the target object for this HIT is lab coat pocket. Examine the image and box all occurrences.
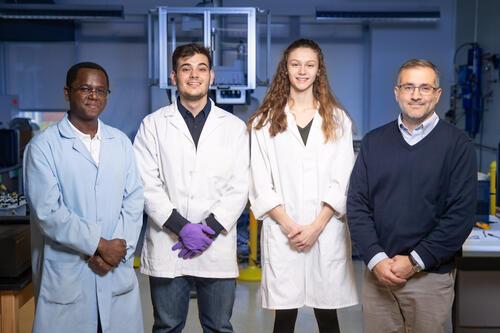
[264,223,294,265]
[111,259,135,296]
[40,259,83,305]
[318,219,349,263]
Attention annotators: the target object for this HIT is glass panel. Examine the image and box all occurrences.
[210,13,248,87]
[166,13,205,85]
[13,111,65,131]
[7,42,74,110]
[256,11,270,86]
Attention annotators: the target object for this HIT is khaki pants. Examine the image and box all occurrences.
[362,268,455,333]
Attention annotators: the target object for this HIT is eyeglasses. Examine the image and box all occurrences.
[71,85,111,98]
[398,84,438,95]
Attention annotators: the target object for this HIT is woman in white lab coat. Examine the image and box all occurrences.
[248,39,358,333]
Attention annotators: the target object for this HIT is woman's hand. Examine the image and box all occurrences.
[288,222,323,251]
[288,203,334,251]
[268,205,301,235]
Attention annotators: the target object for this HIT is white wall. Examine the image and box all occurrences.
[367,1,456,131]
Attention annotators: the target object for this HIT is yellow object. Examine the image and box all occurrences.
[489,161,497,216]
[133,256,141,268]
[475,221,491,230]
[238,210,262,281]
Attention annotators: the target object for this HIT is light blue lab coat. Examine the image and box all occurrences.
[24,114,144,333]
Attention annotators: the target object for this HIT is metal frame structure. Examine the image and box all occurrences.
[155,7,257,90]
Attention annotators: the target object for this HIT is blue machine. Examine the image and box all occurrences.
[457,43,482,137]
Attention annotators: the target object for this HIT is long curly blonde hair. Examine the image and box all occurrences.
[248,39,349,142]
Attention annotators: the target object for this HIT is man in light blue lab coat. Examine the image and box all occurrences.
[24,62,144,333]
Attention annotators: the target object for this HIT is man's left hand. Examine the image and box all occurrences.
[172,240,201,259]
[390,255,415,280]
[87,255,113,276]
[97,238,127,267]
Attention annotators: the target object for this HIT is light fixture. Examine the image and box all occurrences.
[0,4,124,20]
[316,9,440,23]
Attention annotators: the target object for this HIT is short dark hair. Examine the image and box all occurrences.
[172,43,212,73]
[66,62,109,88]
[396,59,440,87]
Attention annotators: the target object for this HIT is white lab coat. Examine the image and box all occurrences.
[250,105,358,309]
[24,115,144,333]
[133,99,249,278]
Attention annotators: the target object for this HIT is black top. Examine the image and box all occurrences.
[297,118,313,145]
[177,97,211,148]
[162,98,224,238]
[347,120,477,273]
[0,268,31,290]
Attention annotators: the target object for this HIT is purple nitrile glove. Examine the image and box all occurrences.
[172,241,200,257]
[178,248,198,259]
[172,241,183,251]
[178,223,215,252]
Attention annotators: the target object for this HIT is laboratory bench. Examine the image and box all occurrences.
[454,216,500,332]
[0,216,32,333]
[0,269,32,333]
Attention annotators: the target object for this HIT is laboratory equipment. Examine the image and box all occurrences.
[148,6,271,105]
[0,129,19,168]
[0,194,27,216]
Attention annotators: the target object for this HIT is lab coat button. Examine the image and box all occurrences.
[190,195,194,200]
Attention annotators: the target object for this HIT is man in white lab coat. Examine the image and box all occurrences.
[133,44,249,333]
[24,62,144,333]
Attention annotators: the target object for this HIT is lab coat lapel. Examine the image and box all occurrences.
[198,102,224,148]
[285,104,305,147]
[58,115,97,167]
[72,140,96,167]
[96,124,115,182]
[306,111,324,148]
[164,100,195,145]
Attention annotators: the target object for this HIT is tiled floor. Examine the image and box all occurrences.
[10,260,365,333]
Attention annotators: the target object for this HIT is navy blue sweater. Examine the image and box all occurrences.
[347,120,477,273]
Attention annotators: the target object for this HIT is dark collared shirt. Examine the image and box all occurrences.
[162,98,224,238]
[177,97,211,148]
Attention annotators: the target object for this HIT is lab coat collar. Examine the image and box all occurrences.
[165,98,226,147]
[285,103,321,147]
[58,113,114,167]
[58,113,114,140]
[164,99,195,145]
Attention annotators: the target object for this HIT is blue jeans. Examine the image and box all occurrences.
[149,276,236,333]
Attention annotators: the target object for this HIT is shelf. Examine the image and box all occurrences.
[0,164,21,174]
[0,215,29,223]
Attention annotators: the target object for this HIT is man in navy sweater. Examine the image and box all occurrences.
[347,59,477,333]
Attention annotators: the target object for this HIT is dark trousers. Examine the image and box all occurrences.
[273,308,340,333]
[150,275,236,333]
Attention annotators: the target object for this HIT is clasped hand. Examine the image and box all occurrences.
[87,238,127,276]
[373,255,415,286]
[172,223,215,259]
[284,221,322,252]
